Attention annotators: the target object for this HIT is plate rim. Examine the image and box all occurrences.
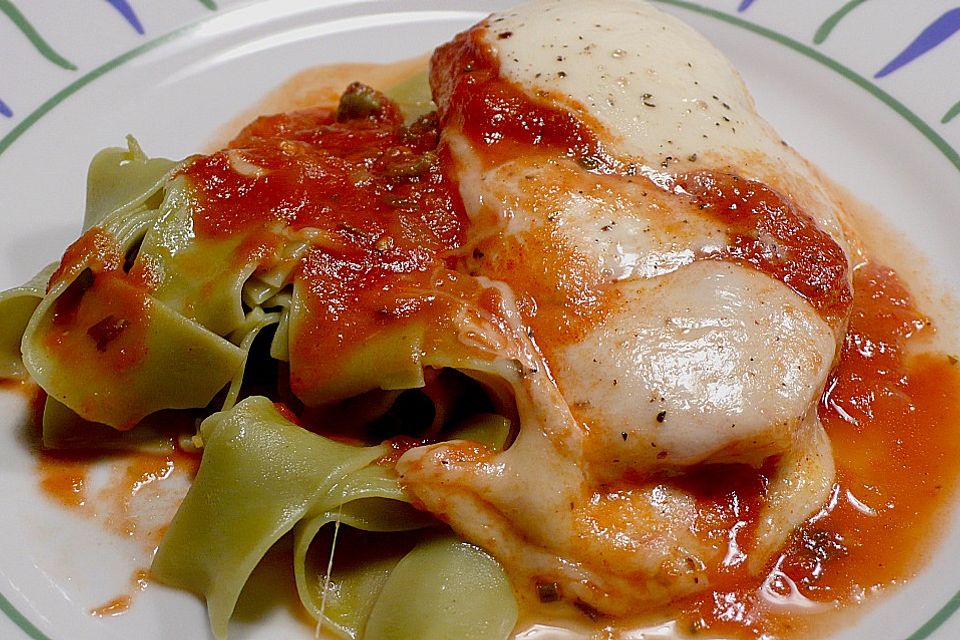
[1,1,958,639]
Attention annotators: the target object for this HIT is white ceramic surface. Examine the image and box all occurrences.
[1,1,959,639]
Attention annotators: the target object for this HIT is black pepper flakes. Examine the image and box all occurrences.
[536,582,561,603]
[575,600,603,621]
[577,154,601,170]
[656,410,667,423]
[87,315,130,352]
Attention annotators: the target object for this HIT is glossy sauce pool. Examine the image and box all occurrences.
[25,58,960,640]
[669,262,960,639]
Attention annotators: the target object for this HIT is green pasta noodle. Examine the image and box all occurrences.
[363,536,518,640]
[83,136,177,231]
[0,72,524,640]
[22,268,246,427]
[152,396,390,639]
[0,262,56,377]
[152,397,516,640]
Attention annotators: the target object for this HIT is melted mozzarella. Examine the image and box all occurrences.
[484,0,848,255]
[561,261,835,474]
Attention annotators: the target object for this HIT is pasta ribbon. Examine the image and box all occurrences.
[0,81,525,639]
[0,263,56,377]
[363,536,518,640]
[152,396,517,640]
[22,267,245,428]
[83,136,177,231]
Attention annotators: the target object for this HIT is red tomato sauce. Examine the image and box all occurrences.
[677,171,852,328]
[89,569,151,618]
[182,86,480,404]
[664,263,960,638]
[41,229,153,383]
[430,24,851,331]
[430,28,603,167]
[467,220,614,361]
[39,453,88,508]
[38,447,199,532]
[187,94,461,242]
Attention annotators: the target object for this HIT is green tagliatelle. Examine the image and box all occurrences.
[152,396,387,638]
[17,137,250,430]
[0,262,56,377]
[23,267,247,427]
[363,535,518,640]
[0,75,523,640]
[152,397,517,640]
[83,135,178,231]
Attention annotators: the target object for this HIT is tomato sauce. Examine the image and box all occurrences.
[665,263,960,638]
[430,29,603,167]
[181,85,479,404]
[677,171,852,328]
[38,447,199,544]
[187,95,459,240]
[47,228,120,289]
[431,26,851,332]
[431,27,620,357]
[89,569,150,618]
[38,226,154,397]
[90,595,131,618]
[39,454,88,508]
[469,221,613,358]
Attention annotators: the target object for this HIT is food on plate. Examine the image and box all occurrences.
[2,0,959,639]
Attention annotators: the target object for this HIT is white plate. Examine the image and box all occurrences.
[1,1,959,639]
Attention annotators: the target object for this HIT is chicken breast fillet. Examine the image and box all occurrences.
[399,0,850,615]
